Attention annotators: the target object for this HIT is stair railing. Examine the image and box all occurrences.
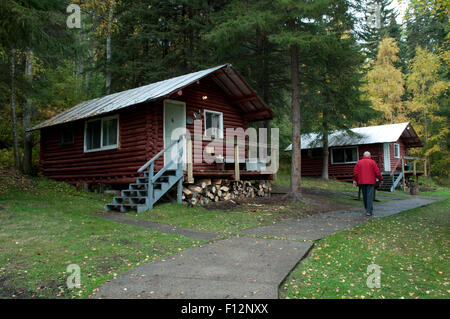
[391,172,403,192]
[137,134,185,210]
[387,157,402,191]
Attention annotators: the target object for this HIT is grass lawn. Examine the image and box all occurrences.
[125,186,368,234]
[0,172,204,299]
[273,168,355,192]
[126,201,309,235]
[126,170,369,234]
[280,191,449,299]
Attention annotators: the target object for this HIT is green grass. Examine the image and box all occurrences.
[126,174,390,234]
[273,168,355,192]
[0,175,203,299]
[280,196,450,299]
[127,201,310,235]
[419,186,450,198]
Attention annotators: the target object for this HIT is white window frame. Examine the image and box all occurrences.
[203,109,224,139]
[330,146,359,165]
[84,115,119,153]
[393,143,400,158]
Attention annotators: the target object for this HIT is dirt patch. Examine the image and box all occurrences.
[0,168,36,193]
[419,187,436,192]
[0,275,34,299]
[204,189,355,216]
[204,194,292,211]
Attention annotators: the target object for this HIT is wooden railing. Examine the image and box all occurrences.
[185,134,278,183]
[138,134,185,209]
[401,156,428,191]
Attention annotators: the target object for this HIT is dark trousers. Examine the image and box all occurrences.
[361,184,375,215]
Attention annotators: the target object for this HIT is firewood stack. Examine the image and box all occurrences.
[182,179,271,206]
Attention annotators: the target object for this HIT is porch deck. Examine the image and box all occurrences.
[192,169,273,180]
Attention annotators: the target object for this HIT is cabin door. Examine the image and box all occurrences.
[164,100,186,170]
[383,143,391,172]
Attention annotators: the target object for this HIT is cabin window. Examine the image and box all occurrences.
[393,143,400,158]
[60,128,74,145]
[204,110,223,138]
[84,116,119,152]
[331,147,358,164]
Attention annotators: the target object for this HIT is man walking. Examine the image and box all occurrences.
[353,151,383,216]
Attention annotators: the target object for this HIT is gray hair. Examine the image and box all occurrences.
[363,151,371,157]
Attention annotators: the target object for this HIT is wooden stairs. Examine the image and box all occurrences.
[378,171,403,192]
[105,135,185,213]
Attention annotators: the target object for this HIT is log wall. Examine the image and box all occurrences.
[39,77,261,185]
[301,143,384,180]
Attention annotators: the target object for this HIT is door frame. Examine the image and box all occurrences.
[163,99,186,168]
[383,143,391,172]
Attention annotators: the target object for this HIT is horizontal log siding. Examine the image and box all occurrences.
[40,77,268,185]
[40,104,151,184]
[167,77,248,172]
[388,138,408,171]
[301,144,384,180]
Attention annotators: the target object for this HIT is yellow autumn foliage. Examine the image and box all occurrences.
[365,37,406,124]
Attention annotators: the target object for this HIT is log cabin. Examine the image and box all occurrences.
[30,64,276,212]
[285,122,424,191]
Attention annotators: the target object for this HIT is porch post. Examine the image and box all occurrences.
[177,178,183,204]
[187,137,194,183]
[234,142,240,181]
[424,159,427,177]
[401,157,406,191]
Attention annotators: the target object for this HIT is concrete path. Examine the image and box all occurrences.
[91,237,312,299]
[91,196,441,299]
[241,197,438,240]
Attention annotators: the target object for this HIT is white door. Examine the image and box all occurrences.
[164,100,186,169]
[383,143,391,172]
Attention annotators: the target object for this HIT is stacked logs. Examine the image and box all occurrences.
[182,179,271,206]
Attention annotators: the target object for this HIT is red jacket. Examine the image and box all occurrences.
[353,156,383,185]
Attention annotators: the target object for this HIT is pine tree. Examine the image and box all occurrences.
[405,0,448,61]
[359,0,400,61]
[298,1,377,180]
[0,0,74,173]
[206,0,289,129]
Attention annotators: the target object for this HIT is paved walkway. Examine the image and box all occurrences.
[91,196,442,299]
[92,237,313,299]
[241,197,438,240]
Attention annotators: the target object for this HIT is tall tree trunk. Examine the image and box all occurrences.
[286,44,303,201]
[321,123,329,180]
[23,50,34,175]
[10,49,20,169]
[105,2,114,95]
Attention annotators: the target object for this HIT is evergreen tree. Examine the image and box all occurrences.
[0,0,74,173]
[105,0,229,92]
[206,0,289,128]
[298,2,377,180]
[405,0,449,61]
[358,0,400,61]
